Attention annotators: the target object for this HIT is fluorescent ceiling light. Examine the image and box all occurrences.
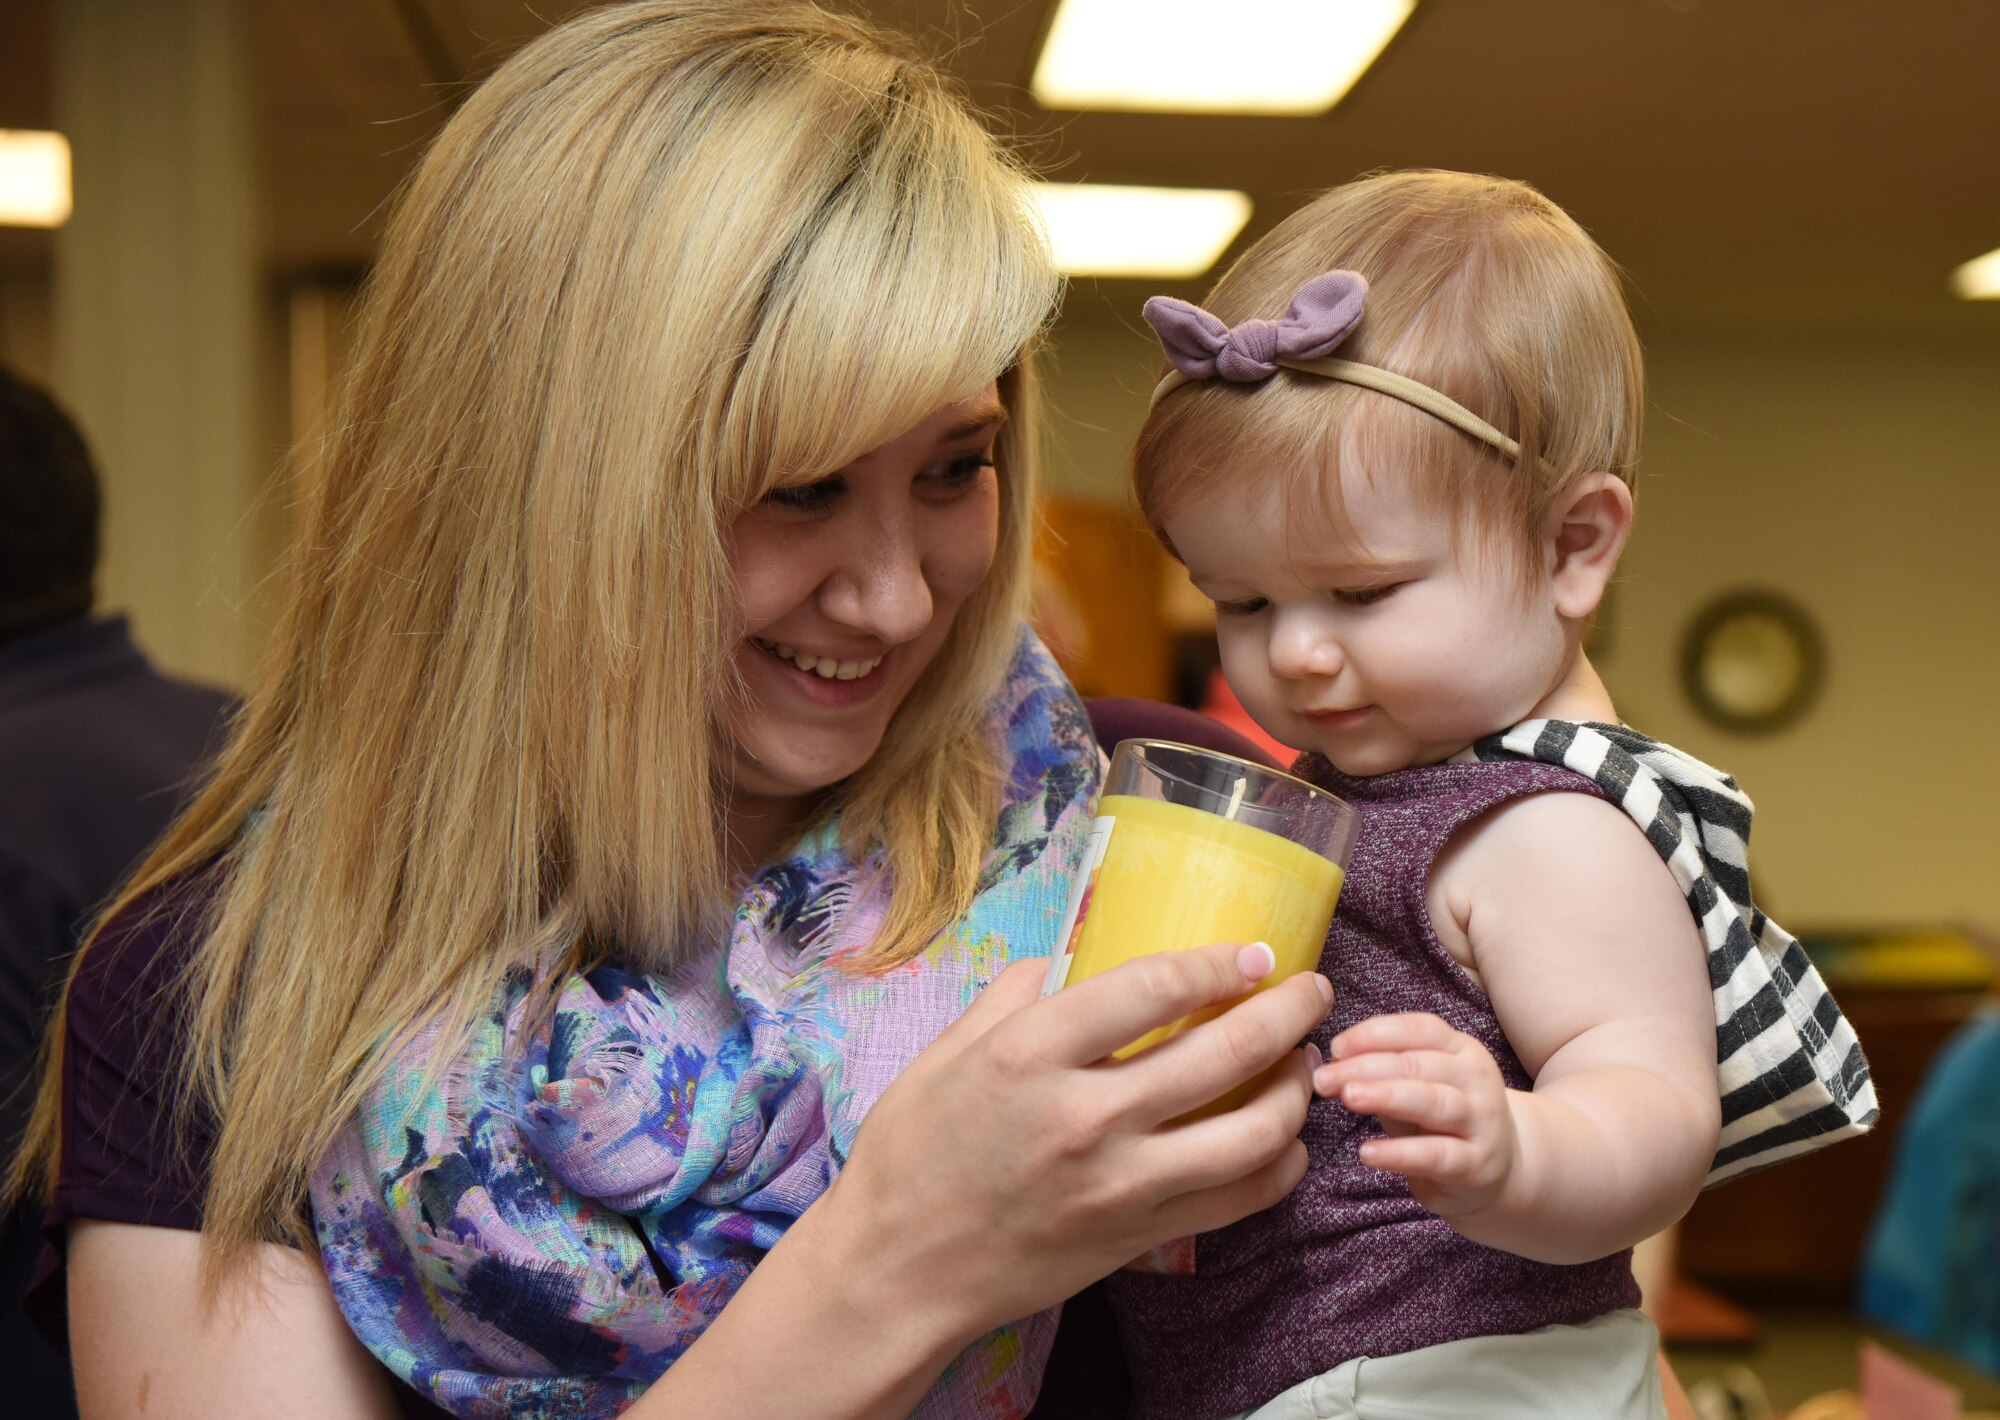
[1029,183,1252,279]
[1033,0,1415,115]
[0,130,72,228]
[1951,247,2000,300]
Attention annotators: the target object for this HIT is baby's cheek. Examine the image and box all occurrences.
[1218,643,1298,744]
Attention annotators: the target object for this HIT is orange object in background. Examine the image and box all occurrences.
[1199,668,1300,767]
[1033,498,1173,701]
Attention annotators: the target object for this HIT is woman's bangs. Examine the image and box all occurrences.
[739,107,1057,493]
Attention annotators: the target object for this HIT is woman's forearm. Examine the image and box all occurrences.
[624,1177,971,1419]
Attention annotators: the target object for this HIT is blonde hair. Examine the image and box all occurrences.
[1134,170,1643,580]
[9,0,1059,1277]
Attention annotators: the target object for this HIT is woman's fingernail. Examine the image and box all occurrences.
[1237,941,1277,980]
[1305,1041,1324,1072]
[1314,973,1335,1007]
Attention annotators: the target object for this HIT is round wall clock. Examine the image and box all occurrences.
[1679,589,1826,734]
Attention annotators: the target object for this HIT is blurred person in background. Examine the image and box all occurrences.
[0,366,232,1419]
[1857,922,2000,1374]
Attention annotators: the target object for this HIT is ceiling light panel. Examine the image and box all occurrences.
[1033,0,1416,115]
[1029,183,1252,279]
[1951,247,2000,300]
[0,130,72,228]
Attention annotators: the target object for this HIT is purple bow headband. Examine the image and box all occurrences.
[1140,269,1521,459]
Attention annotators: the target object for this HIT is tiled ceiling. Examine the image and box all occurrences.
[4,0,2000,334]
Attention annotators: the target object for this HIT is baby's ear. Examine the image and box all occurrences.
[1544,473,1633,621]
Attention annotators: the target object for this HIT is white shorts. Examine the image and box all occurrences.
[1223,1309,1665,1420]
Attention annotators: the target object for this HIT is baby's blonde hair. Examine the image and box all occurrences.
[9,0,1059,1279]
[1135,170,1643,581]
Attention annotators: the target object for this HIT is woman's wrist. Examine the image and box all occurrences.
[626,1175,975,1420]
[785,1166,988,1373]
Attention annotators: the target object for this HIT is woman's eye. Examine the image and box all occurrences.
[1213,596,1269,616]
[922,453,995,492]
[762,477,844,512]
[1332,584,1401,607]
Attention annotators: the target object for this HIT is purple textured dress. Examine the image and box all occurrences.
[1107,754,1643,1420]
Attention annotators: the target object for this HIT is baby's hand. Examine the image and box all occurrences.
[1313,1012,1518,1219]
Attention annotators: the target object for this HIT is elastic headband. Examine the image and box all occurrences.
[1141,269,1522,461]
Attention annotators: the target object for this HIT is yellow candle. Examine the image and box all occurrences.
[1050,794,1344,1073]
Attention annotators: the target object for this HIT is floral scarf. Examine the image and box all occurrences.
[311,633,1100,1418]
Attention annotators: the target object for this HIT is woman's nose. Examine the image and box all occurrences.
[1266,609,1342,681]
[818,514,935,645]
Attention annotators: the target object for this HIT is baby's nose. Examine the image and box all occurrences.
[1267,614,1342,680]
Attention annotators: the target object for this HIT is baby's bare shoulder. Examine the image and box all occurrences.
[1445,786,1653,874]
[1434,788,1710,1076]
[1429,788,1687,972]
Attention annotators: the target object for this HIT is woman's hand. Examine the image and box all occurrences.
[826,941,1330,1343]
[633,941,1329,1419]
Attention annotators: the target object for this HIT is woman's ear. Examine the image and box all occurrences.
[1544,473,1633,621]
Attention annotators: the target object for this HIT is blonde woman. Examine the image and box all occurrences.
[7,5,1327,1417]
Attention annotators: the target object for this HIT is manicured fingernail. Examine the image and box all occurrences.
[1237,941,1277,980]
[1305,1041,1324,1072]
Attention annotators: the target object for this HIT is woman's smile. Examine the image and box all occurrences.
[747,635,894,707]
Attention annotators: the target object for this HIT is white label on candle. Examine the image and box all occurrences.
[1041,814,1116,997]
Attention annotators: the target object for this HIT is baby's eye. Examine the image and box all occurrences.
[762,476,844,513]
[1332,583,1401,607]
[1212,596,1269,616]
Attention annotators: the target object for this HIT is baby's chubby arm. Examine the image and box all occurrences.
[1312,790,1720,1265]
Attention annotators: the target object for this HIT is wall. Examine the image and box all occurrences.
[1041,291,1160,506]
[53,0,261,689]
[1040,299,2000,929]
[0,269,54,384]
[1608,336,2000,927]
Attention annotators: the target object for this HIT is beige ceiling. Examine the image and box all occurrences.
[5,0,2000,335]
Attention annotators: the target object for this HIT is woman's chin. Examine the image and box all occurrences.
[728,733,884,805]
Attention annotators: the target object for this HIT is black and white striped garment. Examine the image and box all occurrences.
[1464,719,1878,1185]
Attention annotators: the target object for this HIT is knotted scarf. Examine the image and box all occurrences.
[312,632,1100,1418]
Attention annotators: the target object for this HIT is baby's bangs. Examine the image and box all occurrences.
[738,94,1058,492]
[1327,391,1524,564]
[1138,376,1368,552]
[1139,372,1524,576]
